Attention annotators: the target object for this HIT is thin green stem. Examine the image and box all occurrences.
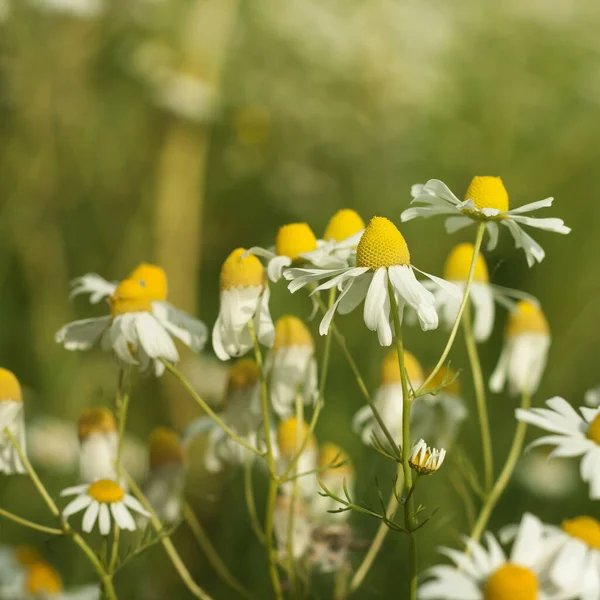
[243,457,265,545]
[0,507,63,535]
[265,478,282,600]
[415,222,486,396]
[161,359,264,459]
[469,390,532,544]
[463,301,494,493]
[183,503,252,600]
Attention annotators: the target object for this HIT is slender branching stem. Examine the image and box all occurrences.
[0,507,63,535]
[243,457,265,545]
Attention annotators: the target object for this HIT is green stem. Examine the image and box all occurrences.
[469,390,532,544]
[415,222,486,396]
[0,507,63,535]
[243,457,265,545]
[463,301,494,493]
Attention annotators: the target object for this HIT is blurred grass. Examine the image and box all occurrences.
[1,0,600,597]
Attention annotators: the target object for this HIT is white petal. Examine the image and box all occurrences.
[63,494,93,518]
[69,274,117,304]
[134,313,179,363]
[485,221,499,251]
[510,513,543,568]
[363,268,388,332]
[444,216,473,234]
[82,501,100,533]
[151,302,207,352]
[267,256,292,283]
[111,502,136,531]
[61,484,90,497]
[55,317,110,350]
[123,494,150,516]
[98,503,111,535]
[507,197,554,215]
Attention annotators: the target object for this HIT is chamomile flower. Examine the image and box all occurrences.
[69,263,208,353]
[212,248,274,360]
[402,176,570,267]
[490,300,550,396]
[286,217,458,344]
[408,439,446,475]
[266,315,318,418]
[353,349,424,446]
[0,369,27,475]
[419,513,568,600]
[77,408,118,484]
[61,479,149,536]
[516,396,600,500]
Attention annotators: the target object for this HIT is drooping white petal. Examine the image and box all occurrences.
[267,255,292,283]
[444,216,473,234]
[134,312,179,363]
[69,274,117,304]
[55,317,111,350]
[363,268,388,333]
[151,302,208,352]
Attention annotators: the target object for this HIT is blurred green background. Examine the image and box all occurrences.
[1,0,600,597]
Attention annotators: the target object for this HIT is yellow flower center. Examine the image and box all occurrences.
[26,562,63,594]
[324,209,365,242]
[220,248,266,291]
[319,442,353,478]
[0,368,22,403]
[88,479,126,504]
[128,263,168,301]
[562,516,600,549]
[380,350,423,387]
[110,279,153,317]
[505,301,549,338]
[225,358,260,396]
[273,315,314,349]
[78,407,117,442]
[275,223,318,259]
[443,243,489,283]
[356,217,410,269]
[409,450,433,474]
[277,416,315,458]
[587,415,600,445]
[149,427,184,470]
[483,564,538,600]
[465,176,509,213]
[15,546,42,566]
[424,366,460,395]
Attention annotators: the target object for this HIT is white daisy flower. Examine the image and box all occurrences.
[516,396,600,500]
[408,439,446,476]
[311,443,353,525]
[419,513,569,600]
[266,315,318,418]
[273,494,313,561]
[411,366,467,449]
[76,407,119,484]
[61,479,149,536]
[212,248,274,360]
[402,176,571,267]
[353,349,424,446]
[0,369,27,475]
[490,300,551,396]
[141,428,185,525]
[286,216,458,345]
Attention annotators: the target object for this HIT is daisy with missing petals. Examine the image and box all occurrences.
[286,216,459,344]
[408,439,446,476]
[61,479,149,535]
[516,396,600,499]
[212,248,274,360]
[353,349,423,446]
[266,315,318,418]
[402,176,570,267]
[490,300,550,396]
[0,368,27,475]
[419,513,568,600]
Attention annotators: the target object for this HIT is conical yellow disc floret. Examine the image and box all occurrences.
[562,516,600,549]
[443,243,489,283]
[277,416,315,458]
[128,263,168,301]
[149,427,184,471]
[78,407,117,442]
[225,358,260,396]
[356,217,410,269]
[483,564,537,600]
[110,279,153,317]
[275,223,318,259]
[587,414,600,445]
[220,248,265,291]
[465,176,509,213]
[0,368,22,403]
[88,479,126,503]
[424,366,460,396]
[318,442,352,478]
[26,562,63,594]
[505,301,549,338]
[380,350,423,387]
[324,209,365,242]
[273,315,313,349]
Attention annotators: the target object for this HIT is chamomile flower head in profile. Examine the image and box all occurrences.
[286,216,458,345]
[0,368,27,475]
[266,315,318,418]
[490,300,550,396]
[516,396,600,500]
[408,439,446,476]
[77,407,118,484]
[142,427,185,525]
[246,222,319,282]
[353,349,424,446]
[273,494,313,561]
[411,366,467,449]
[419,513,567,600]
[402,176,571,267]
[61,479,149,536]
[212,248,274,360]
